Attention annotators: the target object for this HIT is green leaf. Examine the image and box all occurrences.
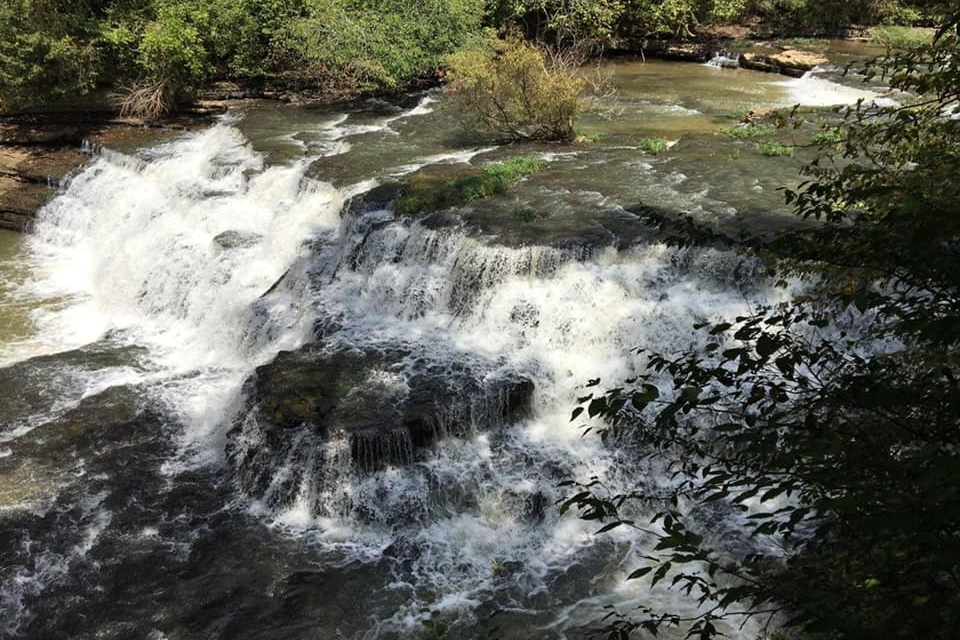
[756,334,778,358]
[627,566,654,580]
[595,521,622,534]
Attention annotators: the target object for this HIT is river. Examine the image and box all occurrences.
[0,53,890,639]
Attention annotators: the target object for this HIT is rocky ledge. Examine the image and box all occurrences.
[0,111,220,232]
[739,49,830,77]
[227,340,534,509]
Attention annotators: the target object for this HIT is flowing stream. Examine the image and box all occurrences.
[0,56,890,639]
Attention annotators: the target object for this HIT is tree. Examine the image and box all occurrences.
[0,0,104,111]
[562,9,960,640]
[489,0,626,44]
[444,31,585,142]
[0,0,487,116]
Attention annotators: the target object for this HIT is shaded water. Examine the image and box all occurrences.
[0,56,889,639]
[0,231,34,360]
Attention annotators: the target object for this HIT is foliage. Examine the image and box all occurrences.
[490,0,626,44]
[394,155,545,215]
[444,32,585,142]
[563,8,960,640]
[1,0,487,114]
[810,126,845,144]
[638,137,670,153]
[617,0,707,39]
[289,0,485,91]
[0,0,104,111]
[0,0,946,114]
[743,1,937,34]
[868,24,934,48]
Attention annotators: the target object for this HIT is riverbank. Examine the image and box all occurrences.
[0,108,228,231]
[0,27,914,233]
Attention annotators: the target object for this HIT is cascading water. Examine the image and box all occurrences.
[0,64,879,638]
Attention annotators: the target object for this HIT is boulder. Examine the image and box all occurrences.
[769,49,829,72]
[227,341,534,506]
[213,229,263,249]
[740,50,828,77]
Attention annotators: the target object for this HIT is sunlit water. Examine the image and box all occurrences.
[0,57,888,639]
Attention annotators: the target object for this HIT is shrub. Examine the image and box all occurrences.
[638,137,669,154]
[721,123,777,138]
[444,32,585,142]
[812,126,845,144]
[290,0,485,91]
[868,25,934,48]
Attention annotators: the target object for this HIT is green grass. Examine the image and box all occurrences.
[812,127,845,144]
[638,138,670,154]
[578,132,604,143]
[481,156,544,181]
[772,37,830,47]
[721,124,777,139]
[755,141,794,157]
[395,156,545,215]
[868,26,934,49]
[720,109,750,121]
[514,207,547,223]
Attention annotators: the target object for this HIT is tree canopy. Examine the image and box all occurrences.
[0,0,945,116]
[563,7,960,639]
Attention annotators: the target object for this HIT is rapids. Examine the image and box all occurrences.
[0,57,890,639]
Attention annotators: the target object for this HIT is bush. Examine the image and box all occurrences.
[444,32,585,142]
[289,0,485,91]
[868,25,934,47]
[0,1,103,111]
[638,137,670,154]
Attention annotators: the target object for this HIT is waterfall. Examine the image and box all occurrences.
[2,99,796,639]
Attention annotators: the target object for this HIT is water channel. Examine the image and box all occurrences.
[0,51,891,639]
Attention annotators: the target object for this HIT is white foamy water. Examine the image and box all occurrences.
[776,68,897,107]
[227,213,793,635]
[10,120,348,464]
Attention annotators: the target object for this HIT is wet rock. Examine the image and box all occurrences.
[0,113,188,233]
[0,197,40,231]
[659,43,714,63]
[523,491,548,523]
[213,229,262,249]
[227,341,534,505]
[740,49,828,77]
[769,49,829,71]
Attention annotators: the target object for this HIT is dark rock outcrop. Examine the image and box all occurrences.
[227,341,534,508]
[213,230,263,249]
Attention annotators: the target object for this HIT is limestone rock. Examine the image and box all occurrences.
[740,49,828,77]
[769,49,829,72]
